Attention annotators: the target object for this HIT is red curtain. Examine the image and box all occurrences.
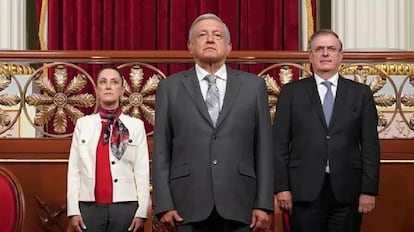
[36,0,300,73]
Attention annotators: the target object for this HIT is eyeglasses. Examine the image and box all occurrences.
[311,46,340,54]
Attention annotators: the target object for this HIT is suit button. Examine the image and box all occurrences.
[212,160,218,165]
[212,135,217,140]
[111,161,115,165]
[326,135,330,140]
[114,179,118,183]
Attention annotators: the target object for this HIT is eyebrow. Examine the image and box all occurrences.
[314,45,337,48]
[98,76,121,81]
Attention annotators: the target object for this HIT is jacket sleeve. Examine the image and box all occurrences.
[67,119,82,216]
[360,85,380,195]
[133,120,151,218]
[152,79,176,216]
[272,85,292,193]
[253,78,274,212]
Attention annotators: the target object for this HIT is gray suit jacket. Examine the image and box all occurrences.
[273,76,380,203]
[152,66,274,224]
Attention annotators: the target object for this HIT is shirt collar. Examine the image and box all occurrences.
[314,73,339,86]
[195,64,227,81]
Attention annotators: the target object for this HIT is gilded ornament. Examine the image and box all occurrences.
[23,63,95,137]
[118,63,166,134]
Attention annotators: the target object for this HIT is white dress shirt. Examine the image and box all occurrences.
[195,64,227,110]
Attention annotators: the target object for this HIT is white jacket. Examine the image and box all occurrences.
[67,113,150,218]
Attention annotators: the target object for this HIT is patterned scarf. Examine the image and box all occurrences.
[98,107,129,160]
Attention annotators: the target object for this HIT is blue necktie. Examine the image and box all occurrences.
[205,74,220,127]
[322,81,334,126]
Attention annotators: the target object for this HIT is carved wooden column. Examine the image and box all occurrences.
[0,0,26,49]
[332,0,413,50]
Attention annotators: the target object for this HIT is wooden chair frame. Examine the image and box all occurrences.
[0,166,25,232]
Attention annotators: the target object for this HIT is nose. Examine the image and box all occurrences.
[206,34,215,42]
[105,82,111,89]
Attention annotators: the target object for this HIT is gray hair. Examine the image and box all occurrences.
[308,29,343,51]
[188,13,231,44]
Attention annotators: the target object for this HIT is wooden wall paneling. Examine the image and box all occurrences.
[361,139,414,232]
[362,163,414,232]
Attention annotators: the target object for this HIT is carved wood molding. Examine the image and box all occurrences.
[1,50,414,63]
[35,195,66,232]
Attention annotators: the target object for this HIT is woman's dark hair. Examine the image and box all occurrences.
[96,67,124,85]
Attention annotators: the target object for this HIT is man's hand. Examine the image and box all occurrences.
[250,209,270,232]
[159,210,184,231]
[67,215,86,232]
[128,217,145,232]
[358,194,376,214]
[276,191,293,214]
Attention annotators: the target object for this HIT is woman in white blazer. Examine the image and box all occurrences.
[67,67,150,232]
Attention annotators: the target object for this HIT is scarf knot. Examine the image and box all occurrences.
[99,107,129,160]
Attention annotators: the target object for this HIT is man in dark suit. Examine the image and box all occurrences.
[152,13,274,232]
[273,29,380,232]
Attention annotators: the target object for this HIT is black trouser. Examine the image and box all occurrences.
[177,208,250,232]
[79,201,138,232]
[290,174,362,232]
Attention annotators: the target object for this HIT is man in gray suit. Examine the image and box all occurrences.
[273,29,380,232]
[152,13,274,232]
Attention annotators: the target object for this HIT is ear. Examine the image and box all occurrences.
[339,51,344,61]
[120,80,125,95]
[187,41,194,55]
[226,42,232,54]
[308,51,314,62]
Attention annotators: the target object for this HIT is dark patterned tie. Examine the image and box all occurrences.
[322,81,334,126]
[205,74,220,127]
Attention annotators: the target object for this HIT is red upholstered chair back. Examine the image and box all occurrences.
[0,167,25,232]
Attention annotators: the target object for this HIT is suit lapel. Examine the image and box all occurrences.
[304,76,327,128]
[180,69,213,125]
[329,76,348,128]
[215,67,241,128]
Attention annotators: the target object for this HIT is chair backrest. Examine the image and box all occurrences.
[0,166,25,232]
